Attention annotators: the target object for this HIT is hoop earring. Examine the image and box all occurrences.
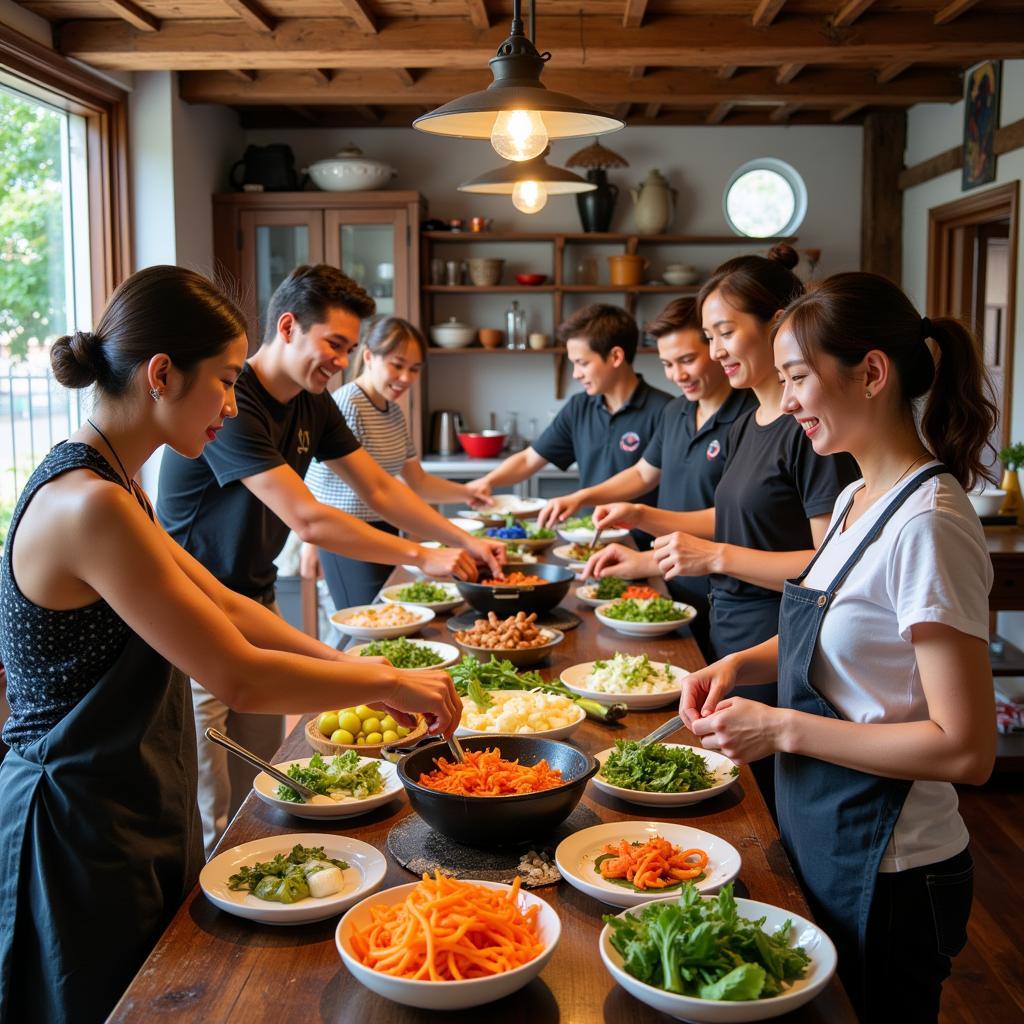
[150,387,164,402]
[865,389,872,399]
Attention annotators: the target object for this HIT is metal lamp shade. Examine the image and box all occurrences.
[459,154,596,195]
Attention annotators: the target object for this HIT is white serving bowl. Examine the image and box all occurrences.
[200,833,387,925]
[968,489,1005,517]
[591,743,739,807]
[346,638,461,670]
[600,895,837,1021]
[252,757,404,820]
[449,516,486,535]
[555,821,741,907]
[330,603,434,640]
[560,660,687,710]
[380,582,464,613]
[336,879,561,1010]
[430,317,476,348]
[305,145,396,192]
[595,600,697,637]
[557,525,630,544]
[455,689,587,741]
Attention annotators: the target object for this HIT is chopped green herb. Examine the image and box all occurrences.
[602,597,692,623]
[600,740,717,793]
[275,750,384,803]
[394,581,453,603]
[358,636,443,669]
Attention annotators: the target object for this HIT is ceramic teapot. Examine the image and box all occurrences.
[630,169,677,235]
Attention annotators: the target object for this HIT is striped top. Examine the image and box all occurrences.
[306,381,415,520]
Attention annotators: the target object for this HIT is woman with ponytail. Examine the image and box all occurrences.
[585,245,858,813]
[0,269,460,1024]
[681,272,996,1022]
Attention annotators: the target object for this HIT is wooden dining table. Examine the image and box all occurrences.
[111,574,856,1023]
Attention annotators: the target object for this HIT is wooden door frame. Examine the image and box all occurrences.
[927,180,1019,449]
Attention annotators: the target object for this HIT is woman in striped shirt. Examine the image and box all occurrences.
[304,317,490,608]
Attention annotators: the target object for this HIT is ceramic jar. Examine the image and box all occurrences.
[630,169,676,235]
[607,254,648,286]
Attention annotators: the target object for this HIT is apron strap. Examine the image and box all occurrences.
[795,490,858,584]
[818,463,948,596]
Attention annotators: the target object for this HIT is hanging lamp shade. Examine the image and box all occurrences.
[458,150,597,196]
[413,3,623,144]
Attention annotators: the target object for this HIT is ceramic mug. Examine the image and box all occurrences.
[528,333,549,350]
[607,254,648,286]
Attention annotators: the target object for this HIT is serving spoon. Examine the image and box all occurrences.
[205,727,320,802]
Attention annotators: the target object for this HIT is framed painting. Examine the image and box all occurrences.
[963,60,1001,191]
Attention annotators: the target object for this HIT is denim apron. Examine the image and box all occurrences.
[775,463,947,1017]
[0,447,203,1024]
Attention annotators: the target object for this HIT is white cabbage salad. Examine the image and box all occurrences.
[585,653,679,694]
[460,690,581,733]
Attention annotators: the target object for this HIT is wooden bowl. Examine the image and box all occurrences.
[306,715,426,759]
[479,328,503,348]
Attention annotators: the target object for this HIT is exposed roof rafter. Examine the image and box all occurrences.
[101,0,159,33]
[221,0,275,34]
[934,0,983,24]
[752,0,788,29]
[832,0,878,29]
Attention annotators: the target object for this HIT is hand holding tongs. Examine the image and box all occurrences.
[205,727,319,802]
[637,715,685,748]
[379,716,466,765]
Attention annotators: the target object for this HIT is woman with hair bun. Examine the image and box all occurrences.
[0,268,460,1024]
[303,316,491,608]
[682,272,997,1022]
[585,245,858,812]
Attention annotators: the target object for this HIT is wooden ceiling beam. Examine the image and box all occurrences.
[776,63,804,83]
[394,68,416,86]
[832,0,878,29]
[100,0,159,33]
[338,0,378,34]
[934,0,982,24]
[59,14,1024,72]
[624,0,649,29]
[465,1,490,30]
[877,61,912,83]
[770,102,802,122]
[225,68,257,82]
[707,101,735,124]
[178,66,964,107]
[752,0,787,29]
[831,103,865,122]
[629,66,646,79]
[717,65,739,79]
[309,68,332,84]
[221,0,276,34]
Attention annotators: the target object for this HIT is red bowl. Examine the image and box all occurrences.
[458,431,507,457]
[515,273,548,286]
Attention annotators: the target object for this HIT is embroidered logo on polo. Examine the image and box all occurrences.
[706,439,721,460]
[297,428,311,455]
[619,431,641,452]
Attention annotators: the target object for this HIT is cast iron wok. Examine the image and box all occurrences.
[397,734,599,847]
[454,561,574,616]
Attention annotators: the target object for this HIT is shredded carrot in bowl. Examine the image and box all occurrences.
[348,872,545,981]
[416,747,565,796]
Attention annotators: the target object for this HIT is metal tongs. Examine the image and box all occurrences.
[379,716,466,765]
[637,715,685,748]
[205,727,319,802]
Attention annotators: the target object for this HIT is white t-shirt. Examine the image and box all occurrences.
[801,463,992,872]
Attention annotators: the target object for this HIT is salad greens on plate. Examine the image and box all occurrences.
[393,581,453,603]
[602,597,692,623]
[564,514,595,531]
[593,576,629,600]
[227,843,349,904]
[357,636,443,669]
[600,740,717,793]
[276,751,385,803]
[604,883,811,1000]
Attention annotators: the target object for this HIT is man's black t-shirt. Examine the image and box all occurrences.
[157,364,360,599]
[711,409,859,600]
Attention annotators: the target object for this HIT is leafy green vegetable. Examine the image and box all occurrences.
[394,581,453,603]
[594,576,629,600]
[600,740,717,793]
[449,654,627,723]
[604,883,811,999]
[565,514,595,530]
[602,597,692,623]
[358,636,443,669]
[227,844,349,904]
[275,750,385,803]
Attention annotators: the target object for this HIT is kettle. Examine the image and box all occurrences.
[430,410,464,456]
[230,144,301,192]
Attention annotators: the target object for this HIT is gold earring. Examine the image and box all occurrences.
[865,389,872,399]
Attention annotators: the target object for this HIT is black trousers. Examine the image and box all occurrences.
[319,520,401,615]
[858,847,974,1023]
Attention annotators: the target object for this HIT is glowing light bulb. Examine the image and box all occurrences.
[512,179,548,215]
[490,109,549,162]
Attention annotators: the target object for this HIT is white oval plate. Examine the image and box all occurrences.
[346,638,461,670]
[600,895,837,1022]
[455,691,586,741]
[552,543,599,569]
[330,604,434,640]
[560,660,687,710]
[594,600,697,638]
[448,516,486,535]
[253,757,404,820]
[592,743,740,807]
[557,526,629,544]
[380,582,464,613]
[200,833,387,925]
[555,821,741,908]
[574,583,618,607]
[337,879,561,1010]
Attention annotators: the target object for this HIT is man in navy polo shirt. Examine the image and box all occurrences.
[564,299,755,656]
[472,304,672,516]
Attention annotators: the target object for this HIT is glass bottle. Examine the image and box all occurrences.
[505,300,526,350]
[505,411,524,452]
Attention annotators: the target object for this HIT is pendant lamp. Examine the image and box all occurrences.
[413,0,624,161]
[459,148,595,215]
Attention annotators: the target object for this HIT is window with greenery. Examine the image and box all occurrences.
[723,158,807,238]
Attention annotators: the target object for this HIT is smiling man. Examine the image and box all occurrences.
[157,264,500,854]
[472,304,672,521]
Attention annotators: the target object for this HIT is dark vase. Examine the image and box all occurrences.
[575,168,619,233]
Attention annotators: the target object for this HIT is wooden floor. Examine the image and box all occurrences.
[940,777,1024,1023]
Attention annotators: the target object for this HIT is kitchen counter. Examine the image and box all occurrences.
[111,572,855,1023]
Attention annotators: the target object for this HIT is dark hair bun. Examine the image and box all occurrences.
[766,243,799,270]
[50,329,103,389]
